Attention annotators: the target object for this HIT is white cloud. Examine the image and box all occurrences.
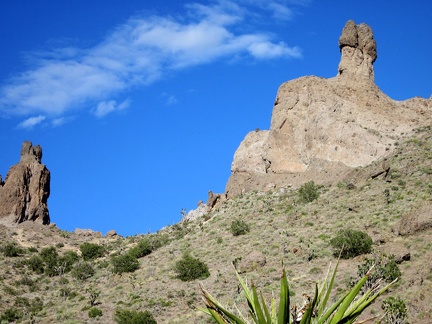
[0,0,303,124]
[16,115,46,129]
[92,100,130,118]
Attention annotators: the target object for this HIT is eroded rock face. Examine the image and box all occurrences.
[338,20,377,81]
[226,21,431,198]
[0,141,50,224]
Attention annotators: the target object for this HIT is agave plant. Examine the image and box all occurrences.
[200,260,397,324]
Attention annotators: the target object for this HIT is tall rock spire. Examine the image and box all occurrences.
[337,20,377,81]
[0,141,51,224]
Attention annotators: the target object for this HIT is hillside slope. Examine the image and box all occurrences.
[0,125,431,323]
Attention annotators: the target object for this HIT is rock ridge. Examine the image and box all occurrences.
[225,20,431,198]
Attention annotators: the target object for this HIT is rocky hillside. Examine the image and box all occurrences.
[0,20,430,323]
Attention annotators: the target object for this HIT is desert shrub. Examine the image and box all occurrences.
[79,242,105,261]
[174,252,210,281]
[88,307,103,318]
[0,307,22,322]
[29,297,44,315]
[2,242,25,257]
[86,286,101,307]
[58,250,80,273]
[39,246,59,276]
[128,237,152,259]
[381,297,407,323]
[111,254,140,274]
[330,229,372,259]
[356,254,401,290]
[230,219,250,236]
[298,180,320,203]
[26,255,45,274]
[71,262,95,281]
[114,308,156,324]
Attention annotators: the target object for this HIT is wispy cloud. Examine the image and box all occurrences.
[92,100,130,118]
[0,0,303,126]
[16,115,46,129]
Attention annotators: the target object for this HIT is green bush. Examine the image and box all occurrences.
[80,243,105,261]
[40,246,59,276]
[58,250,80,273]
[26,255,45,274]
[330,229,372,259]
[111,254,140,274]
[174,252,210,281]
[114,309,156,324]
[230,219,250,236]
[382,297,407,323]
[2,242,25,257]
[128,237,152,259]
[88,307,103,318]
[71,262,95,281]
[0,308,22,322]
[298,181,320,203]
[356,254,401,290]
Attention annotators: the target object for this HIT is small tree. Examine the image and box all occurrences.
[330,229,372,259]
[298,181,320,203]
[111,254,140,274]
[71,262,95,281]
[40,246,59,276]
[80,243,105,261]
[174,252,210,281]
[2,242,25,257]
[86,286,100,307]
[230,219,250,236]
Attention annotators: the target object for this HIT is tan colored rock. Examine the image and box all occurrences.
[396,203,432,235]
[225,21,431,198]
[0,141,50,224]
[338,20,377,81]
[238,250,266,273]
[105,230,118,238]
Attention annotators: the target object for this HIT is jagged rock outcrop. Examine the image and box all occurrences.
[338,20,377,81]
[226,20,431,198]
[0,141,50,224]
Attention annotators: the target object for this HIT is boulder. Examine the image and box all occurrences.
[238,250,266,273]
[0,141,50,224]
[396,203,432,235]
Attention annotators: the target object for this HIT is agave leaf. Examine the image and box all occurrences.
[339,278,398,323]
[201,283,244,323]
[277,268,290,324]
[260,291,272,323]
[299,284,318,324]
[251,282,266,322]
[317,259,339,317]
[328,265,373,324]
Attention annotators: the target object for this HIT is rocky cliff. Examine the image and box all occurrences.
[0,141,50,224]
[226,20,431,198]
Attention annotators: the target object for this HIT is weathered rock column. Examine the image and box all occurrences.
[0,141,51,224]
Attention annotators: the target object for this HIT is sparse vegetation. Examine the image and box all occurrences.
[381,297,408,323]
[88,307,103,318]
[0,128,430,322]
[329,229,373,258]
[230,218,250,236]
[79,242,105,260]
[298,180,320,203]
[114,308,157,324]
[111,253,140,274]
[174,252,210,281]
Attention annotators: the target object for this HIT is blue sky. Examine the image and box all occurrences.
[1,1,431,236]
